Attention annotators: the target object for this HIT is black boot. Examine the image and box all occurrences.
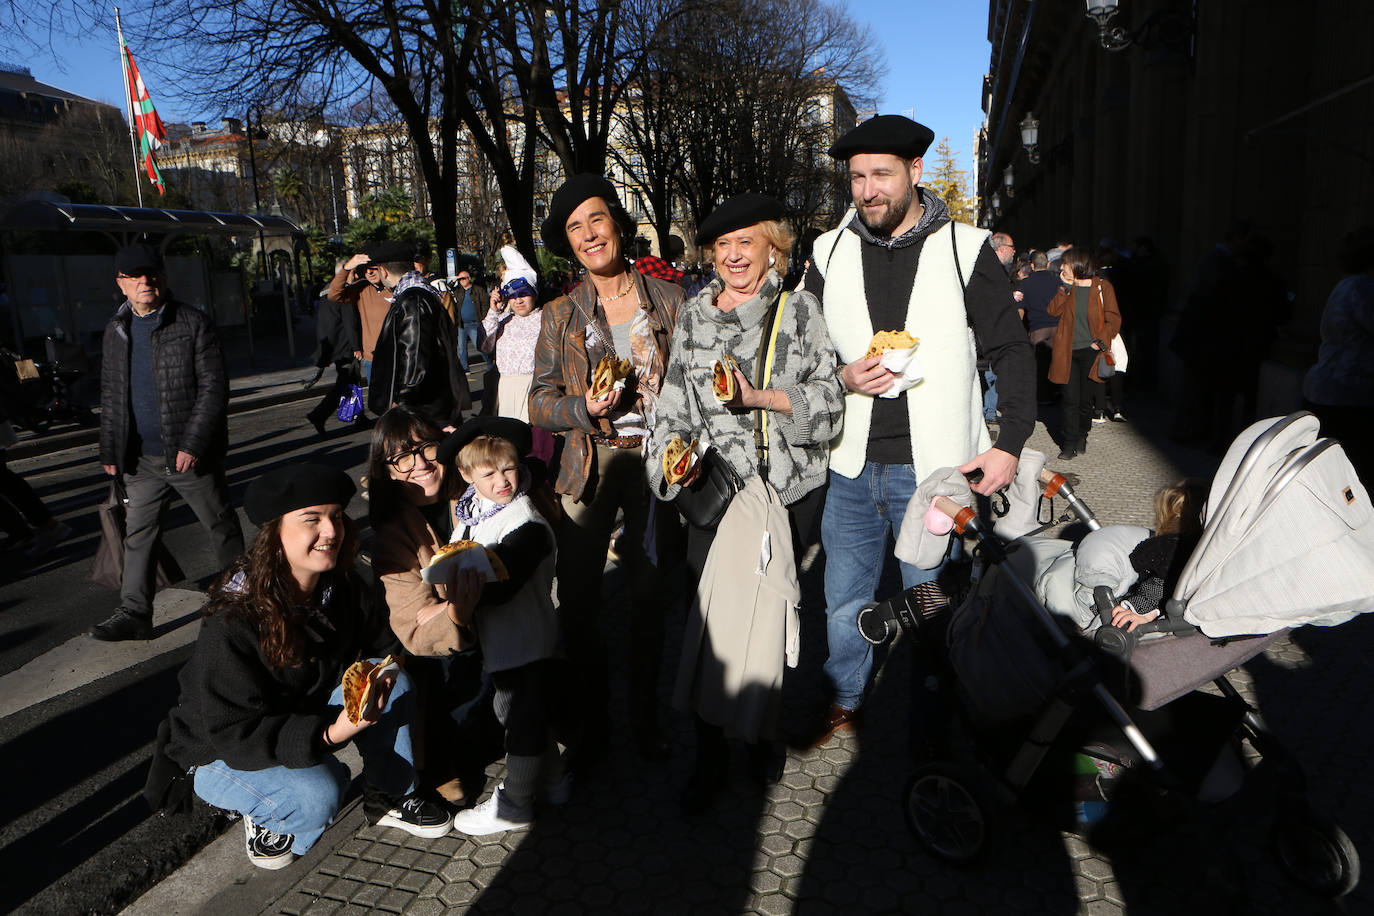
[680,718,728,815]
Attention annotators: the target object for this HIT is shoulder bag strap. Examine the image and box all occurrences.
[752,292,788,477]
[949,222,967,294]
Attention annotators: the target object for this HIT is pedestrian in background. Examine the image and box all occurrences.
[1303,225,1374,483]
[366,241,471,429]
[305,260,365,437]
[1047,246,1121,460]
[91,244,244,642]
[328,250,392,384]
[452,267,490,375]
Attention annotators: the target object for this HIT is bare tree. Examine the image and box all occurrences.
[612,0,882,254]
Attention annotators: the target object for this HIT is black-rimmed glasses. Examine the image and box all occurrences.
[386,441,439,473]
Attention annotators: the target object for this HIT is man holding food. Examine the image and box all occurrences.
[801,115,1035,746]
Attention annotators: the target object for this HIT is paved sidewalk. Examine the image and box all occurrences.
[126,402,1372,915]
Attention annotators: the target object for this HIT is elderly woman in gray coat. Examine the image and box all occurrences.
[646,193,843,814]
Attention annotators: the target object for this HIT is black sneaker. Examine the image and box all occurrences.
[90,608,152,641]
[1109,410,1127,423]
[244,815,297,869]
[376,794,453,838]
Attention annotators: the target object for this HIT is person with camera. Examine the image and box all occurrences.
[1047,246,1122,460]
[645,193,843,813]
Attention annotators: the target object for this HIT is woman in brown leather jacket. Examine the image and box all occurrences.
[529,174,683,767]
[1048,247,1122,460]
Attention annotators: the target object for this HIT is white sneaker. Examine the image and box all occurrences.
[539,773,572,806]
[452,786,533,836]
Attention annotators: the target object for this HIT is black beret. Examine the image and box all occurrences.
[437,416,534,468]
[114,243,164,276]
[244,463,357,525]
[828,114,935,161]
[361,240,414,267]
[540,174,624,253]
[695,193,787,246]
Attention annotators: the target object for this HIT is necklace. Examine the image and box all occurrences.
[595,273,634,302]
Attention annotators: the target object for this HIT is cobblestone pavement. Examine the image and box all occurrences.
[259,402,1370,915]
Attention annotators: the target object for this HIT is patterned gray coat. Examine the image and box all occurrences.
[647,272,843,506]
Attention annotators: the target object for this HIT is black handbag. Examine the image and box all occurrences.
[672,293,786,529]
[674,445,744,529]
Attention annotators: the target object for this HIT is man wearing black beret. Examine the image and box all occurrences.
[91,243,245,642]
[366,241,472,428]
[801,114,1035,744]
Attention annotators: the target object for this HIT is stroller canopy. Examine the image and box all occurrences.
[1176,413,1374,637]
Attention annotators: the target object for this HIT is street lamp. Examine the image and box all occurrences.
[1084,0,1196,57]
[990,192,1002,218]
[1019,113,1041,164]
[1003,165,1015,198]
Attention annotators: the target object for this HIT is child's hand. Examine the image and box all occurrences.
[1111,605,1160,632]
[445,567,482,626]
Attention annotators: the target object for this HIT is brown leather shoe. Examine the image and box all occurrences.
[808,704,861,749]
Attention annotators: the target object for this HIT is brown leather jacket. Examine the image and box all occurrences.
[529,271,683,501]
[1047,277,1122,385]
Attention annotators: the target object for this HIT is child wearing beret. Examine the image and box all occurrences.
[438,417,567,835]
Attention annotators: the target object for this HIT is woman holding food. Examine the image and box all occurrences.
[163,464,452,870]
[367,406,492,806]
[528,174,685,766]
[645,193,844,813]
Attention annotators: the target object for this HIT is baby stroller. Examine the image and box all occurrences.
[859,413,1368,899]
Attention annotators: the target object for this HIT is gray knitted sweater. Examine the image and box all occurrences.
[647,272,843,506]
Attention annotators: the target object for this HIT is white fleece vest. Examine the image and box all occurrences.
[815,220,992,480]
[454,493,559,672]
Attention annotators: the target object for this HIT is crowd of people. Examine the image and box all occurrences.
[72,110,1371,874]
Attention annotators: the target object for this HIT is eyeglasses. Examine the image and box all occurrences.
[386,441,439,473]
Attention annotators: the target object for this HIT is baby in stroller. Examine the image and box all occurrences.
[867,413,1368,899]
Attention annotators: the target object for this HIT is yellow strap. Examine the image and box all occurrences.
[760,292,788,447]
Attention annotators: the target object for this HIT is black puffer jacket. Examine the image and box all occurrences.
[99,299,229,471]
[368,285,472,425]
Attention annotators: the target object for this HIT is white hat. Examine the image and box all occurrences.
[499,245,537,288]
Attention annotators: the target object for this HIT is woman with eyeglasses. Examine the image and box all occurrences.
[368,406,490,806]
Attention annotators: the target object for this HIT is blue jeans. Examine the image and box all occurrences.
[982,366,998,422]
[822,464,944,710]
[457,323,482,372]
[191,666,418,854]
[361,360,373,385]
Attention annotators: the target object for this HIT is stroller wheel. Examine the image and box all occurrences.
[904,763,991,864]
[1272,806,1360,898]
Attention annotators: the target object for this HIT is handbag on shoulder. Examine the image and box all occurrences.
[672,293,788,530]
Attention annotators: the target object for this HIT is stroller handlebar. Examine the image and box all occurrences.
[932,496,977,533]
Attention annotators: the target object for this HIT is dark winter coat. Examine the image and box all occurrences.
[164,569,398,772]
[99,298,229,471]
[312,297,362,368]
[368,285,472,425]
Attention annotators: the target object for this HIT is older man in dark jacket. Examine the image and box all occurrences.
[92,244,244,641]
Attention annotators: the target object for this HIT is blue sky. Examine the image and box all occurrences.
[18,1,990,179]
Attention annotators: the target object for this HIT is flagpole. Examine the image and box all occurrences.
[115,7,145,207]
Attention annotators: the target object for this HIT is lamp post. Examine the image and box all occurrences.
[1003,165,1015,198]
[1085,0,1196,57]
[1019,113,1041,164]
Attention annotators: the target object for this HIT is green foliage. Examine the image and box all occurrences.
[535,247,571,277]
[925,137,976,224]
[54,178,99,203]
[339,186,435,263]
